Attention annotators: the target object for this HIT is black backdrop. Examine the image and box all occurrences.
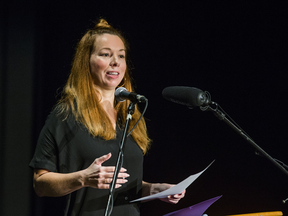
[7,1,288,215]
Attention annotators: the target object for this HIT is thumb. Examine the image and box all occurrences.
[94,153,112,165]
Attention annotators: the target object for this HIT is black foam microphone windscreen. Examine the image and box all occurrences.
[162,86,207,107]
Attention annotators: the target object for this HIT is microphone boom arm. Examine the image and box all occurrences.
[204,101,288,177]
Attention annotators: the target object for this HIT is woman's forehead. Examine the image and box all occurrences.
[94,34,125,51]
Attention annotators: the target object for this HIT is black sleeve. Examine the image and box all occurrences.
[29,108,65,172]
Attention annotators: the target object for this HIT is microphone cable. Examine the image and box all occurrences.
[127,98,148,137]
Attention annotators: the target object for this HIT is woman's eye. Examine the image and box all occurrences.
[119,55,125,59]
[101,53,109,57]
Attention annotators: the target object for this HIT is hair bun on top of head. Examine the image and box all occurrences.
[94,19,111,29]
[92,18,127,49]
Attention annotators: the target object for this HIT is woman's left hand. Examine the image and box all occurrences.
[152,183,186,204]
[160,191,186,204]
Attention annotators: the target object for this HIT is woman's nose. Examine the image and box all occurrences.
[110,56,119,67]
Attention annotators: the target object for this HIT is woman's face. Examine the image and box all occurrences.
[90,34,126,91]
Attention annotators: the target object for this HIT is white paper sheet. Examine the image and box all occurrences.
[130,161,214,202]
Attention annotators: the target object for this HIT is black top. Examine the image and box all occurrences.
[29,106,143,216]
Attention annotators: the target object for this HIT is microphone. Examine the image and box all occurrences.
[115,87,147,103]
[162,86,210,108]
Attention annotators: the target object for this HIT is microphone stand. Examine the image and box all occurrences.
[204,101,288,177]
[104,102,136,216]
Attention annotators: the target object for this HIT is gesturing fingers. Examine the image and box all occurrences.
[103,166,128,174]
[88,167,129,189]
[97,174,129,189]
[84,153,130,189]
[94,153,112,166]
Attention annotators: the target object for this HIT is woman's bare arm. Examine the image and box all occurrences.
[33,153,129,197]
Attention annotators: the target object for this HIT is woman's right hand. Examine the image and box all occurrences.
[82,153,129,189]
[33,153,129,197]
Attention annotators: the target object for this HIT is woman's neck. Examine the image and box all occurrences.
[94,86,115,107]
[94,86,117,128]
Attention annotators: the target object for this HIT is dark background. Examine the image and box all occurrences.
[1,1,288,215]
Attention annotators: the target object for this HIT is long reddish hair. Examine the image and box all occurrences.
[57,19,151,154]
